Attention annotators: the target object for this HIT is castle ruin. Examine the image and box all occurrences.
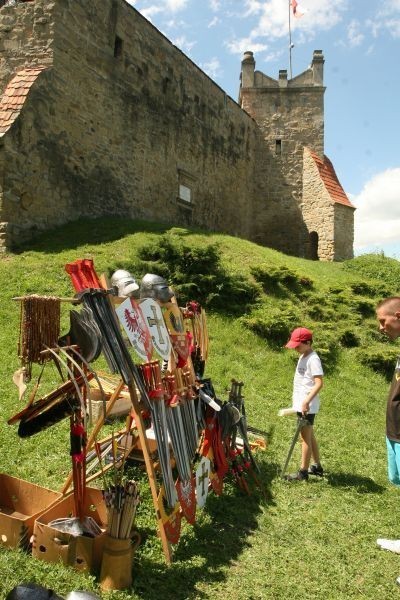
[0,0,354,260]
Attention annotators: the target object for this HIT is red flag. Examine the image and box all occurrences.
[291,0,303,18]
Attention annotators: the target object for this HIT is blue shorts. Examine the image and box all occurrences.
[386,437,400,487]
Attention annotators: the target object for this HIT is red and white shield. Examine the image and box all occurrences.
[158,487,182,545]
[176,474,196,524]
[115,297,153,362]
[139,298,171,360]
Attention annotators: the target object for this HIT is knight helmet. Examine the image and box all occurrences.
[139,273,174,303]
[110,269,140,298]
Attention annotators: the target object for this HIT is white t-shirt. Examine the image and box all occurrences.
[292,350,324,414]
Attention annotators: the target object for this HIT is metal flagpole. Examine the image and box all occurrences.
[288,0,293,79]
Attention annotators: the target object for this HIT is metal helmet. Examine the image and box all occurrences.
[139,273,174,303]
[110,269,140,298]
[5,583,63,600]
[65,593,101,600]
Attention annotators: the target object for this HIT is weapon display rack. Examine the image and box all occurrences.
[8,259,262,574]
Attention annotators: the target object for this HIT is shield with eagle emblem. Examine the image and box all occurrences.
[115,297,152,362]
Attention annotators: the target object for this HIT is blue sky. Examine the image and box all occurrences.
[127,0,400,258]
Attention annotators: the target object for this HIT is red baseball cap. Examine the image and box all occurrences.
[285,327,313,348]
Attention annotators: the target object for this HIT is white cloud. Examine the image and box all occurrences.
[200,57,221,79]
[208,16,219,28]
[165,18,187,29]
[171,34,196,54]
[165,0,188,11]
[140,4,163,20]
[262,49,285,63]
[353,168,400,249]
[243,0,264,16]
[225,36,268,55]
[347,19,364,47]
[367,1,400,38]
[209,0,221,11]
[138,0,188,19]
[246,0,347,42]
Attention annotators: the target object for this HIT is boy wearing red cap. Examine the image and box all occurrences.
[284,327,324,481]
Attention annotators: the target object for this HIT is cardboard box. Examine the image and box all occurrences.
[0,473,62,550]
[32,487,107,573]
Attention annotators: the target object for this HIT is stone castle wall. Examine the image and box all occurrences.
[0,0,263,247]
[0,0,354,260]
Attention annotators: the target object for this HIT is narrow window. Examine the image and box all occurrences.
[114,36,123,58]
[310,231,319,260]
[275,139,282,155]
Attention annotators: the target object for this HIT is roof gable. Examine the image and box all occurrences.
[0,66,47,135]
[308,149,355,209]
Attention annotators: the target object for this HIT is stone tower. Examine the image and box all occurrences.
[239,50,354,260]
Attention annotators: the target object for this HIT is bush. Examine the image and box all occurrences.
[343,254,400,296]
[350,281,391,298]
[351,298,376,319]
[356,346,399,380]
[304,294,337,322]
[312,328,341,373]
[251,265,313,297]
[118,231,259,313]
[240,304,302,348]
[338,328,360,348]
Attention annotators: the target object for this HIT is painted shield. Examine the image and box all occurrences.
[158,488,182,545]
[139,298,171,360]
[163,302,190,361]
[163,506,182,544]
[176,474,196,524]
[195,456,211,508]
[115,297,153,362]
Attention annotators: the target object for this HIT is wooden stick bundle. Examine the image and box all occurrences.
[103,480,140,539]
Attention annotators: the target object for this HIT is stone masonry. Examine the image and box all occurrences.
[0,0,354,260]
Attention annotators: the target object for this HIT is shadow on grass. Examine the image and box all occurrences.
[326,472,385,494]
[13,218,173,254]
[133,459,279,600]
[13,217,223,255]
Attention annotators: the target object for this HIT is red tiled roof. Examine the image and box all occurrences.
[308,149,355,209]
[0,66,48,135]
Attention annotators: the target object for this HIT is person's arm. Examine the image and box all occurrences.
[301,375,323,414]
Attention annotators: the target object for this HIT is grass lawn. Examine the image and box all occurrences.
[0,218,399,599]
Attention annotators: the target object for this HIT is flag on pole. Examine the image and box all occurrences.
[290,0,303,18]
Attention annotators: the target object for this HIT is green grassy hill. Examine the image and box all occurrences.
[1,218,400,599]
